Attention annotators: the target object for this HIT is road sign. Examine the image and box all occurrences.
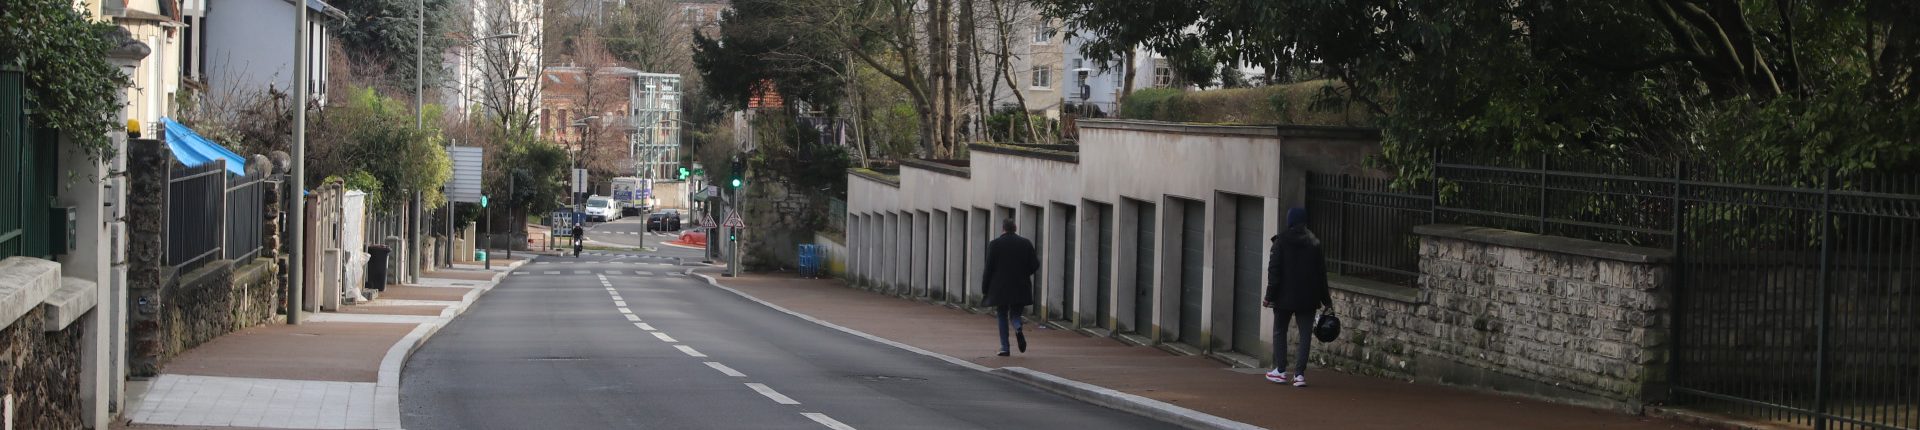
[700,213,717,228]
[723,211,746,228]
[550,210,573,232]
[447,146,485,203]
[572,168,588,193]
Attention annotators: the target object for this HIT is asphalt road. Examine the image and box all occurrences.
[580,216,685,249]
[400,252,1170,430]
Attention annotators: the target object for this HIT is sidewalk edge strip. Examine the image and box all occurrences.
[993,367,1267,430]
[375,257,528,430]
[689,270,991,372]
[688,269,1265,430]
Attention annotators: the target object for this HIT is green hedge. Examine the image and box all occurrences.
[1117,80,1377,126]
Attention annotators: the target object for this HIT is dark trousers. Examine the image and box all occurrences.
[1273,309,1314,374]
[996,305,1026,352]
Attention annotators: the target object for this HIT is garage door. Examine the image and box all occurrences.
[1233,196,1264,355]
[1096,203,1113,330]
[1060,206,1077,323]
[1179,200,1204,345]
[1133,203,1156,336]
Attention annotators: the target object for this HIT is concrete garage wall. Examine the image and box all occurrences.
[845,119,1381,368]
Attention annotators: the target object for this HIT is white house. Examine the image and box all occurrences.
[199,0,344,104]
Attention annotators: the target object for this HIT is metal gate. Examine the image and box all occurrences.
[1232,196,1263,355]
[1179,200,1204,345]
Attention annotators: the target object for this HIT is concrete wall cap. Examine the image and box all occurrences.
[43,277,100,332]
[849,169,901,188]
[1079,118,1382,140]
[0,257,64,330]
[1411,224,1673,264]
[898,159,971,178]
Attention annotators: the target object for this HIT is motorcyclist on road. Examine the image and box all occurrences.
[571,223,585,257]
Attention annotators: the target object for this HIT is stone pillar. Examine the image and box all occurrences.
[124,139,169,376]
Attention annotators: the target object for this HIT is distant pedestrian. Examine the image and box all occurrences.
[981,218,1040,356]
[1264,207,1332,387]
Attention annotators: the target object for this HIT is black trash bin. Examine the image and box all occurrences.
[365,244,392,291]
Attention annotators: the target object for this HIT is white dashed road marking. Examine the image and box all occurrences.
[704,362,746,378]
[634,271,653,276]
[625,314,642,322]
[618,308,632,314]
[674,345,706,357]
[651,332,677,343]
[614,300,627,307]
[634,323,654,331]
[803,413,857,430]
[746,383,800,405]
[544,271,559,275]
[574,270,590,275]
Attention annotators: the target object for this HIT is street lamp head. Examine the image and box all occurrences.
[479,33,520,41]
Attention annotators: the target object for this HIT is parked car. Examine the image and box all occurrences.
[585,196,620,222]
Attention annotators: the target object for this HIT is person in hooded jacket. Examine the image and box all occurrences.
[981,218,1040,356]
[1264,207,1332,387]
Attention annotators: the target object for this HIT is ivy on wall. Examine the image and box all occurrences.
[0,0,131,160]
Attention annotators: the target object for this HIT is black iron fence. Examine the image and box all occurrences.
[0,67,54,261]
[1304,173,1433,287]
[1432,152,1920,430]
[224,174,272,262]
[167,162,226,274]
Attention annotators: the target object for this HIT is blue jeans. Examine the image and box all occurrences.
[996,305,1026,352]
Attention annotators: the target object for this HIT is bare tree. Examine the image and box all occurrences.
[567,33,635,178]
[469,0,545,134]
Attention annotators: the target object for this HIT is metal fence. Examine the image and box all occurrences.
[0,67,52,260]
[167,162,227,274]
[1304,173,1433,287]
[224,174,272,262]
[1433,152,1920,430]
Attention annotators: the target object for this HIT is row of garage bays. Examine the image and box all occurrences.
[844,119,1380,365]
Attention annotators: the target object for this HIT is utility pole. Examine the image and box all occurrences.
[289,0,308,325]
[410,0,426,283]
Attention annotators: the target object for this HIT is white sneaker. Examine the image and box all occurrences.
[1264,370,1291,384]
[1292,375,1308,387]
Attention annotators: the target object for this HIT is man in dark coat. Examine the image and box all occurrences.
[981,218,1040,356]
[1263,207,1332,387]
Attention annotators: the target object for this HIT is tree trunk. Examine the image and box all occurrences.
[1120,50,1138,112]
[956,0,977,146]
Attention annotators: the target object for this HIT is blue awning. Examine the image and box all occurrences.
[161,118,247,176]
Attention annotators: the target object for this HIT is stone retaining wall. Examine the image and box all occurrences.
[0,306,86,430]
[1321,224,1673,412]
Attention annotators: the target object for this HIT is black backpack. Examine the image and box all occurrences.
[1314,312,1341,342]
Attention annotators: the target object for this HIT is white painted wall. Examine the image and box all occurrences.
[846,119,1380,366]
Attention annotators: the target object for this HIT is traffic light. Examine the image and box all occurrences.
[727,158,745,189]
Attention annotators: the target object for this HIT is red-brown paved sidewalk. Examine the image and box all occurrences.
[703,271,1701,430]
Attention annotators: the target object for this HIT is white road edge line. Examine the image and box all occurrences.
[745,383,800,405]
[802,413,857,430]
[704,362,747,378]
[674,345,706,357]
[651,332,677,342]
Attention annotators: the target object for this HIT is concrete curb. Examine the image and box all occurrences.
[688,270,1263,430]
[994,367,1265,430]
[374,258,527,430]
